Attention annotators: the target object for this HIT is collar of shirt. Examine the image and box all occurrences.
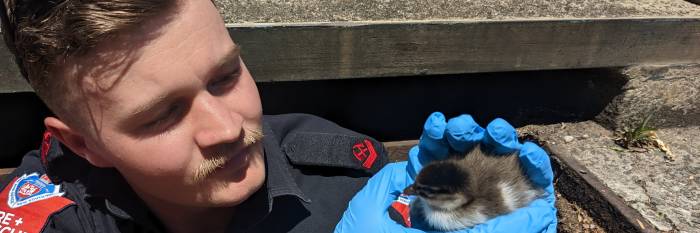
[78,119,311,232]
[225,120,311,231]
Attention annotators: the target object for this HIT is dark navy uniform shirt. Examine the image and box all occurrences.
[0,114,388,233]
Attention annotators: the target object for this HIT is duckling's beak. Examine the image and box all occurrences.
[403,184,416,195]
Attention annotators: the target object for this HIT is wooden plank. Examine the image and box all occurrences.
[0,168,14,183]
[3,17,700,93]
[383,140,417,162]
[230,18,700,82]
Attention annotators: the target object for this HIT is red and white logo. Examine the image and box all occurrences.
[17,183,40,198]
[352,139,378,169]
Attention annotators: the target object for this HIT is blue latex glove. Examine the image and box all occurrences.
[335,112,557,233]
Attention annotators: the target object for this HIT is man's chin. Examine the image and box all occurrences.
[201,151,265,207]
[202,177,265,207]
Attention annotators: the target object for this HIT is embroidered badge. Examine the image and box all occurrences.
[1,173,74,233]
[352,139,378,169]
[7,173,64,209]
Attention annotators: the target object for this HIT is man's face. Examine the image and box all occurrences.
[63,1,265,208]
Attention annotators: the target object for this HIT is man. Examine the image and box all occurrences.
[0,0,556,232]
[0,1,389,232]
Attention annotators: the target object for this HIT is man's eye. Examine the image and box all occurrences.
[208,69,241,93]
[143,105,184,130]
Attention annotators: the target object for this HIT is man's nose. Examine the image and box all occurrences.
[193,94,242,148]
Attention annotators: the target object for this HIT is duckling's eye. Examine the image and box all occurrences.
[431,188,451,194]
[419,185,450,194]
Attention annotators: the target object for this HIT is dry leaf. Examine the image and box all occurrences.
[649,131,676,161]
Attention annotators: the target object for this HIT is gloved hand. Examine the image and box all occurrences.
[334,112,557,233]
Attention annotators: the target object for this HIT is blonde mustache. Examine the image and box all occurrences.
[193,126,264,183]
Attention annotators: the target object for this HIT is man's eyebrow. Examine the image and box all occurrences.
[122,93,171,124]
[215,44,241,69]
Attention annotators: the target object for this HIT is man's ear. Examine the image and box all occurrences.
[44,117,114,168]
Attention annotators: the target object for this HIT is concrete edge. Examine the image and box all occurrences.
[226,16,700,28]
[545,144,658,233]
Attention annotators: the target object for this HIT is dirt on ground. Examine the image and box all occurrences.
[556,188,607,233]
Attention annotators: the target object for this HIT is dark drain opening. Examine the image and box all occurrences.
[259,68,628,141]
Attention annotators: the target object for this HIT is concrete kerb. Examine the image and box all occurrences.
[546,143,657,232]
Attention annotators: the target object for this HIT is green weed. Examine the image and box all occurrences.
[614,113,656,149]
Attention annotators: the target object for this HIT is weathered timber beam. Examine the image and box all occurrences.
[230,18,700,82]
[3,17,700,92]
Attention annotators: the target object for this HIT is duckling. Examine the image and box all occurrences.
[404,145,543,231]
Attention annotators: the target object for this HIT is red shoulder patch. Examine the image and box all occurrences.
[0,173,74,233]
[352,139,378,169]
